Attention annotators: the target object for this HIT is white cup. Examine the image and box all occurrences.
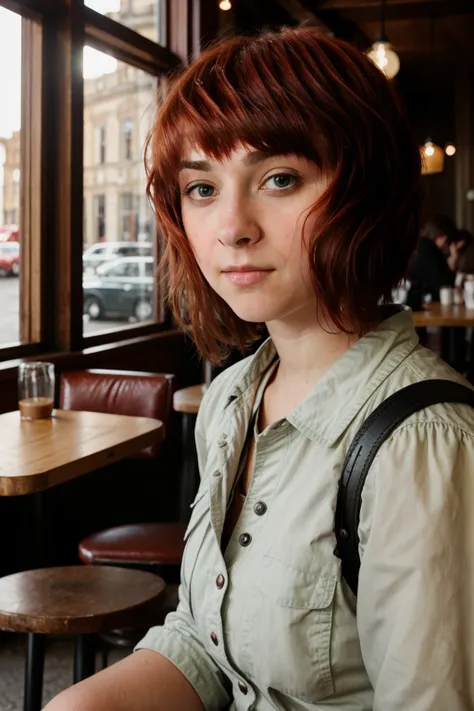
[465,280,474,309]
[439,286,454,306]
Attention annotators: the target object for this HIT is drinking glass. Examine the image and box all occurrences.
[18,362,55,420]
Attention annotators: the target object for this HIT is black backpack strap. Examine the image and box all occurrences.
[335,379,474,596]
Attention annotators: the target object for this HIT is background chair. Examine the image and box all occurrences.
[59,369,186,622]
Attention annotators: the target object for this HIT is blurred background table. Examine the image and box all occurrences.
[412,302,474,377]
[412,302,474,328]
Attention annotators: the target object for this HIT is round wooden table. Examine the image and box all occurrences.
[173,385,205,522]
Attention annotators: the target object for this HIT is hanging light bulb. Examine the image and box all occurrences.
[367,41,400,79]
[367,0,400,79]
[420,139,444,175]
[219,0,232,10]
[445,143,456,156]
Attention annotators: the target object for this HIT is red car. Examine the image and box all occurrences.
[0,242,20,277]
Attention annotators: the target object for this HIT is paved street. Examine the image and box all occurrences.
[0,277,128,346]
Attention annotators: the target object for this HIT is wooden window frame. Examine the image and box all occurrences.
[0,0,182,360]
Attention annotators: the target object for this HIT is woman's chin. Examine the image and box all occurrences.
[229,303,281,324]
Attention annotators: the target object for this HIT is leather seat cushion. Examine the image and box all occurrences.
[79,522,186,566]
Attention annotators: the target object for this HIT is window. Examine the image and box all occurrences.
[94,195,106,241]
[83,55,158,336]
[85,0,163,44]
[96,125,106,165]
[0,7,23,347]
[123,118,133,160]
[119,192,136,242]
[0,0,180,360]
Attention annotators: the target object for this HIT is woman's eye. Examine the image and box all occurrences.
[184,183,216,200]
[264,173,298,191]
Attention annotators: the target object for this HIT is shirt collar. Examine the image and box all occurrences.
[224,306,419,447]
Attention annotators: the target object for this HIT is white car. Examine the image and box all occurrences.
[83,241,153,274]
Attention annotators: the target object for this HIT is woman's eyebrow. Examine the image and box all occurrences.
[179,150,281,173]
[180,159,212,172]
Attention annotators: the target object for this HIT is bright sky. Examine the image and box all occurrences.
[0,1,120,138]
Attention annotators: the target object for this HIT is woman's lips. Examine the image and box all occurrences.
[223,270,273,286]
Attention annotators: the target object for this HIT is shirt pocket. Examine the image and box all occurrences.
[248,555,337,703]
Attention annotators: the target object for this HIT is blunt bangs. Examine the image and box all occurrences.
[147,28,422,363]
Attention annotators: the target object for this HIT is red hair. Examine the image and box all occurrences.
[146,27,421,363]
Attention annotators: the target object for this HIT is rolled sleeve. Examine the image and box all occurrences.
[135,584,231,711]
[358,420,474,710]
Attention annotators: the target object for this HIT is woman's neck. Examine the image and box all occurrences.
[266,317,362,393]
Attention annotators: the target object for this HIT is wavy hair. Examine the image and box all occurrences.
[146,27,422,363]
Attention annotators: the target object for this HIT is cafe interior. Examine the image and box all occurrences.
[0,0,473,708]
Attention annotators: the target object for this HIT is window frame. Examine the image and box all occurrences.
[0,0,182,359]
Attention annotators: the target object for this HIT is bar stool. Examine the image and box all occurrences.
[0,565,165,711]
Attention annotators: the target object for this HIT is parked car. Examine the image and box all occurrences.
[0,242,20,277]
[0,224,19,242]
[83,241,153,274]
[83,256,154,322]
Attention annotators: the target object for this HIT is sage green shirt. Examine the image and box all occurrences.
[137,307,474,710]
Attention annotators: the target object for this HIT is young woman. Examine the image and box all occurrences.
[45,27,474,711]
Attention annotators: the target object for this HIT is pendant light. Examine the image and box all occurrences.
[420,17,444,175]
[367,0,400,79]
[219,0,232,10]
[421,138,444,175]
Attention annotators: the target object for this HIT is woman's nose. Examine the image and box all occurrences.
[216,200,262,248]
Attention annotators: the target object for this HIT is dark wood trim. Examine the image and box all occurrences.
[0,343,52,364]
[84,7,181,75]
[311,0,472,22]
[46,0,84,352]
[0,328,185,382]
[82,318,172,349]
[20,16,43,345]
[0,0,60,19]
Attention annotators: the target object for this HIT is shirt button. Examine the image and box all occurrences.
[218,437,227,448]
[238,680,248,695]
[210,632,219,646]
[254,501,267,516]
[239,532,252,547]
[216,574,225,589]
[212,470,221,477]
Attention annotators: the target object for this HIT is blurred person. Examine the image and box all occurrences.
[456,229,474,275]
[407,214,460,303]
[44,27,474,711]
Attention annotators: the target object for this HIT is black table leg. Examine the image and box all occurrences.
[24,633,45,711]
[74,634,96,683]
[179,413,199,523]
[441,327,467,374]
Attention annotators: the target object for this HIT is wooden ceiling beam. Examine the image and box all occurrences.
[309,0,473,22]
[278,0,372,46]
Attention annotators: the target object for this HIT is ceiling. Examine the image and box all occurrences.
[271,0,474,88]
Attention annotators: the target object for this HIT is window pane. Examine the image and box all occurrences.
[0,8,22,347]
[83,53,157,335]
[85,0,164,44]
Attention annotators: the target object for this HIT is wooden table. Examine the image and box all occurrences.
[173,385,205,522]
[412,302,474,374]
[0,409,164,497]
[0,409,163,567]
[413,302,474,328]
[173,384,205,415]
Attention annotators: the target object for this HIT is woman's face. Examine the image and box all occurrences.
[179,144,329,325]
